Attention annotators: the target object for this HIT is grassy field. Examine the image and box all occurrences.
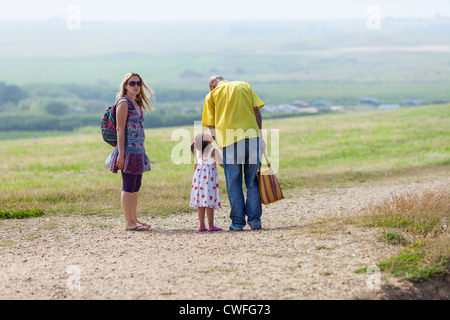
[1,104,449,284]
[1,104,449,218]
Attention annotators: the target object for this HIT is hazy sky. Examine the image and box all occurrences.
[1,0,449,21]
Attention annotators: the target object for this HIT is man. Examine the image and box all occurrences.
[202,75,266,230]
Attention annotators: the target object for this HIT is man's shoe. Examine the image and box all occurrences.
[229,225,244,231]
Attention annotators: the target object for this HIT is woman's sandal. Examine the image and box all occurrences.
[198,226,208,232]
[208,225,223,232]
[125,225,150,232]
[139,222,151,228]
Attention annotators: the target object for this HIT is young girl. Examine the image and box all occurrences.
[190,132,224,232]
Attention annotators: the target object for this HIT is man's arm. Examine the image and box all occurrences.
[253,106,262,130]
[209,125,216,144]
[253,107,266,154]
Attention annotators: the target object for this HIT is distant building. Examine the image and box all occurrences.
[402,99,422,106]
[260,105,278,113]
[431,100,447,105]
[278,104,299,112]
[261,104,318,114]
[379,104,400,110]
[312,100,331,107]
[360,97,380,105]
[292,100,309,108]
[299,107,319,113]
[330,106,344,112]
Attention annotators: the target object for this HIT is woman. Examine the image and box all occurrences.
[106,72,155,231]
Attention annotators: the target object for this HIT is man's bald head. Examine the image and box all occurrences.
[208,75,224,91]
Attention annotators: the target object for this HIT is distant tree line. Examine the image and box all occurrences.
[0,108,308,131]
[0,113,99,131]
[0,81,319,132]
[0,81,209,131]
[0,82,28,105]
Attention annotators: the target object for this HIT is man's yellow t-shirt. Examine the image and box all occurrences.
[202,81,264,148]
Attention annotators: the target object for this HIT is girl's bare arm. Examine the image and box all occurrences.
[212,148,224,168]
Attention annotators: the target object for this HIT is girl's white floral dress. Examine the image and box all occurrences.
[190,147,221,209]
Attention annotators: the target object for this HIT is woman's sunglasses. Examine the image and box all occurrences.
[128,81,142,87]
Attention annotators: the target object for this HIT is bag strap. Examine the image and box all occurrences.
[114,97,133,142]
[117,97,134,109]
[262,151,271,168]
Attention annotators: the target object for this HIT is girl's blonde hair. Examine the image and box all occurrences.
[116,72,155,113]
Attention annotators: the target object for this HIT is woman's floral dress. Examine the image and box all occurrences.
[106,97,151,175]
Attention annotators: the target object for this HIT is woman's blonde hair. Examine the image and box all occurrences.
[116,72,155,113]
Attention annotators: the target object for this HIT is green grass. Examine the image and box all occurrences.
[315,246,332,251]
[380,231,409,246]
[356,240,449,282]
[0,208,45,219]
[377,246,449,282]
[0,104,449,218]
[272,104,450,189]
[0,130,83,141]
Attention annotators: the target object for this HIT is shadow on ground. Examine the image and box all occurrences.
[379,274,449,300]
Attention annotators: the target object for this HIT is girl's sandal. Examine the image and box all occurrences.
[198,226,208,232]
[208,225,223,232]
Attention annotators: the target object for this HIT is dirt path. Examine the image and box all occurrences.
[1,177,449,300]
